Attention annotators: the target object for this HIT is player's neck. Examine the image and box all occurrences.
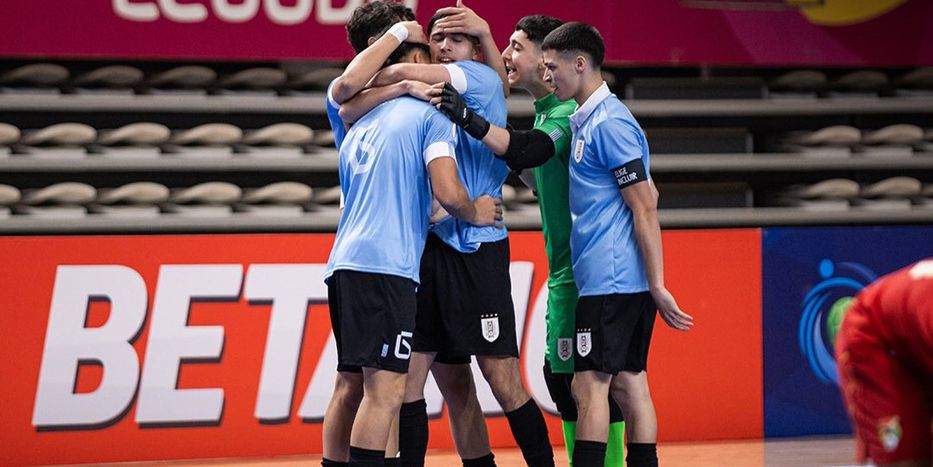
[525,79,553,101]
[574,76,605,107]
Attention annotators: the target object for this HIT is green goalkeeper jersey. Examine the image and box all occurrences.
[532,92,578,373]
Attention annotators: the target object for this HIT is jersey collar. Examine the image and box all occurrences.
[569,81,611,133]
[533,92,561,114]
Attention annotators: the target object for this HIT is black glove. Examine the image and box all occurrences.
[437,82,490,140]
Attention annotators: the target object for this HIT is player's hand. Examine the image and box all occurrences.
[651,287,694,331]
[405,80,433,102]
[433,1,491,39]
[471,195,503,227]
[400,20,427,45]
[433,82,490,139]
[434,82,470,126]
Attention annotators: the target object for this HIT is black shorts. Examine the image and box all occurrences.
[328,270,417,374]
[574,292,656,375]
[413,234,518,358]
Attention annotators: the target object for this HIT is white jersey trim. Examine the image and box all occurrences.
[326,81,339,108]
[423,141,455,165]
[444,63,469,95]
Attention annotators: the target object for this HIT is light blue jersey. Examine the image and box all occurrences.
[325,96,458,284]
[430,61,509,253]
[568,82,651,296]
[326,79,348,150]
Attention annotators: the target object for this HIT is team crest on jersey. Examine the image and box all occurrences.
[576,329,592,357]
[573,139,585,163]
[878,416,902,452]
[481,314,500,342]
[558,338,573,361]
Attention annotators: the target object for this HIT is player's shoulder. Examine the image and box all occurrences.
[592,114,640,137]
[451,59,497,77]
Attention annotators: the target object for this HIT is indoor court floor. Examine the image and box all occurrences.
[70,436,860,467]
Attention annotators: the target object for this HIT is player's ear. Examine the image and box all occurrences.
[574,55,587,74]
[367,35,378,47]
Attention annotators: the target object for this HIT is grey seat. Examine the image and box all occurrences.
[21,123,97,146]
[98,122,172,145]
[0,64,69,87]
[242,182,313,204]
[830,70,887,95]
[790,125,861,146]
[787,179,860,200]
[98,182,170,205]
[148,66,217,89]
[312,186,342,205]
[73,65,144,89]
[0,123,20,156]
[895,67,933,91]
[164,182,242,217]
[0,184,21,205]
[861,177,922,198]
[862,124,924,146]
[770,70,827,94]
[243,123,314,146]
[164,124,242,158]
[217,68,287,91]
[288,67,344,92]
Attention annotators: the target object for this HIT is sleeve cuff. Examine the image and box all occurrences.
[443,63,468,94]
[423,141,456,165]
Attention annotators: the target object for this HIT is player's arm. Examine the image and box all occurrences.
[619,164,694,331]
[432,1,509,97]
[427,157,502,227]
[371,62,451,88]
[330,21,426,105]
[339,81,407,124]
[339,80,437,124]
[432,83,555,169]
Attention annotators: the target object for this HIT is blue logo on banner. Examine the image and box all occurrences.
[798,259,875,386]
[762,226,933,438]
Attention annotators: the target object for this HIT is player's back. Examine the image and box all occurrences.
[855,258,933,361]
[325,97,450,284]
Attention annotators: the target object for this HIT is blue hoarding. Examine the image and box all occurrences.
[762,226,933,437]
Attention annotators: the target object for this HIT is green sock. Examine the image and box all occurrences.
[605,421,625,466]
[562,420,576,466]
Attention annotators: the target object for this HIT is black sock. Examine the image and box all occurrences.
[462,452,496,467]
[321,459,349,467]
[572,440,607,467]
[504,399,554,467]
[398,399,428,467]
[626,443,658,467]
[384,457,400,466]
[349,446,384,467]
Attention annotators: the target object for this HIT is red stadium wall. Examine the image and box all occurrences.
[0,231,761,466]
[0,0,930,65]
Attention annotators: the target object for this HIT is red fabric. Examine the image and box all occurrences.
[836,259,933,464]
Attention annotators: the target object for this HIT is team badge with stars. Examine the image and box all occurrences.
[576,328,592,357]
[480,313,500,342]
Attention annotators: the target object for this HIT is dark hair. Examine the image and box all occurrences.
[387,42,430,66]
[427,12,480,47]
[514,15,563,46]
[346,1,415,54]
[541,22,605,68]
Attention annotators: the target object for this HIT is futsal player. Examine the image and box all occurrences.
[540,22,694,467]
